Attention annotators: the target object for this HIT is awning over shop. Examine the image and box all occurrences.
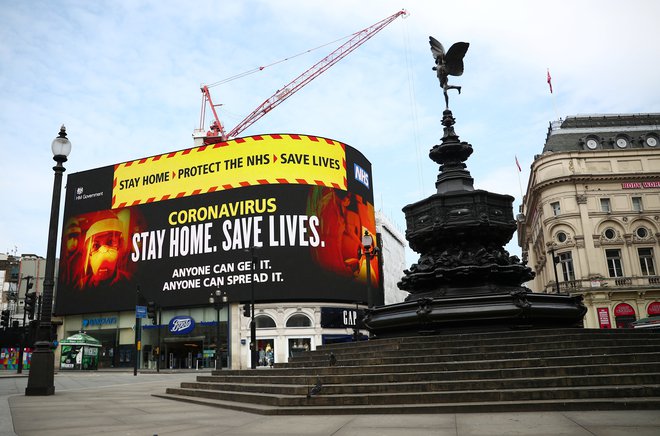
[632,316,660,329]
[59,332,102,347]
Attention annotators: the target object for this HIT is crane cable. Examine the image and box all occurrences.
[205,33,357,89]
[400,14,426,198]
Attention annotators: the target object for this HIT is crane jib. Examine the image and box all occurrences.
[200,9,407,141]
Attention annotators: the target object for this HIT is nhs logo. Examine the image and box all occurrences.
[354,163,369,189]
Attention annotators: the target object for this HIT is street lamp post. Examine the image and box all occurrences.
[548,247,561,294]
[209,289,227,370]
[358,231,380,308]
[250,250,257,369]
[26,125,71,396]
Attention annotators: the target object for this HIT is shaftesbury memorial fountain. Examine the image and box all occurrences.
[364,37,586,337]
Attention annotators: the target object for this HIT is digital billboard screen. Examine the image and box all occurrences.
[55,134,378,315]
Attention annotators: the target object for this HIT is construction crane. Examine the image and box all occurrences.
[197,9,407,144]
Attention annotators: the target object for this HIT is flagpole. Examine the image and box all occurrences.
[515,156,524,203]
[547,68,560,122]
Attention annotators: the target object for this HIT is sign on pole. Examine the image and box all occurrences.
[135,305,147,319]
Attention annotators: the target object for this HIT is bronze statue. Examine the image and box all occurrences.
[429,37,469,109]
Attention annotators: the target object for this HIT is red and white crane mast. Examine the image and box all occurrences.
[199,10,407,144]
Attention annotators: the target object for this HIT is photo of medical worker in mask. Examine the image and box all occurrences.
[78,212,131,289]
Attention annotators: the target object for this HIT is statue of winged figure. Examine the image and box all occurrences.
[429,37,469,109]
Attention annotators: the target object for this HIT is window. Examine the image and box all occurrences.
[638,248,656,276]
[556,231,567,243]
[632,197,643,212]
[600,198,611,213]
[286,314,312,328]
[603,228,617,240]
[606,249,624,278]
[558,251,575,281]
[255,315,276,328]
[636,227,649,239]
[615,137,629,148]
[551,202,561,216]
[585,138,599,150]
[288,338,311,358]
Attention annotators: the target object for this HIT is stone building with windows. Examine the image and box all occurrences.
[518,113,660,328]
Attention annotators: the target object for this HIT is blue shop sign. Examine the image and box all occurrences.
[168,316,195,335]
[82,317,117,328]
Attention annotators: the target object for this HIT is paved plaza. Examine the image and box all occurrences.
[1,370,659,436]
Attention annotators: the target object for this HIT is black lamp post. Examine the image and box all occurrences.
[209,289,227,370]
[548,247,561,294]
[358,231,380,308]
[26,125,71,396]
[250,249,257,369]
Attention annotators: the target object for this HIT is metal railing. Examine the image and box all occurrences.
[544,275,660,294]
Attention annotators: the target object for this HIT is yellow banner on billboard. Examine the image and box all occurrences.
[112,134,347,208]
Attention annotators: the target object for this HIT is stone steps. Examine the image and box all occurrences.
[155,328,660,414]
[284,345,660,368]
[153,393,660,415]
[224,351,660,375]
[194,362,660,385]
[181,373,660,395]
[163,384,660,407]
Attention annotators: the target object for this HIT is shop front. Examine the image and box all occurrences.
[614,303,637,328]
[61,314,124,368]
[140,309,229,370]
[62,306,229,370]
[320,306,366,343]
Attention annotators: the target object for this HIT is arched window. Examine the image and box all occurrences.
[255,314,276,328]
[613,303,636,329]
[647,301,660,317]
[286,313,312,328]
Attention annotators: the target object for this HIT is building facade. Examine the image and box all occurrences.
[1,254,50,369]
[376,211,408,305]
[518,113,660,328]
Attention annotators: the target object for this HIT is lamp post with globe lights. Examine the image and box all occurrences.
[209,289,228,370]
[358,231,380,308]
[548,246,562,294]
[26,125,71,396]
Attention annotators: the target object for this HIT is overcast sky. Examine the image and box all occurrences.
[1,0,659,264]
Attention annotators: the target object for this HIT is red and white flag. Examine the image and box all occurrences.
[515,156,522,172]
[547,69,553,94]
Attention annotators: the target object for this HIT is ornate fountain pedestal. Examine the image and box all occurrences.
[364,110,586,337]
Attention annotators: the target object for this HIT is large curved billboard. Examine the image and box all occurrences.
[55,134,378,315]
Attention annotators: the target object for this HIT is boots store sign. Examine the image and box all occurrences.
[168,316,195,335]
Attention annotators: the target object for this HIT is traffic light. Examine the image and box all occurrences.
[147,301,157,325]
[1,310,9,328]
[25,292,37,320]
[242,303,251,317]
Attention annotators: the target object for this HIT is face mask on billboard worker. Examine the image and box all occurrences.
[82,216,128,287]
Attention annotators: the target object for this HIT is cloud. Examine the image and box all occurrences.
[1,0,659,261]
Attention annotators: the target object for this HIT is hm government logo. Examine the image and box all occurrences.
[75,186,104,201]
